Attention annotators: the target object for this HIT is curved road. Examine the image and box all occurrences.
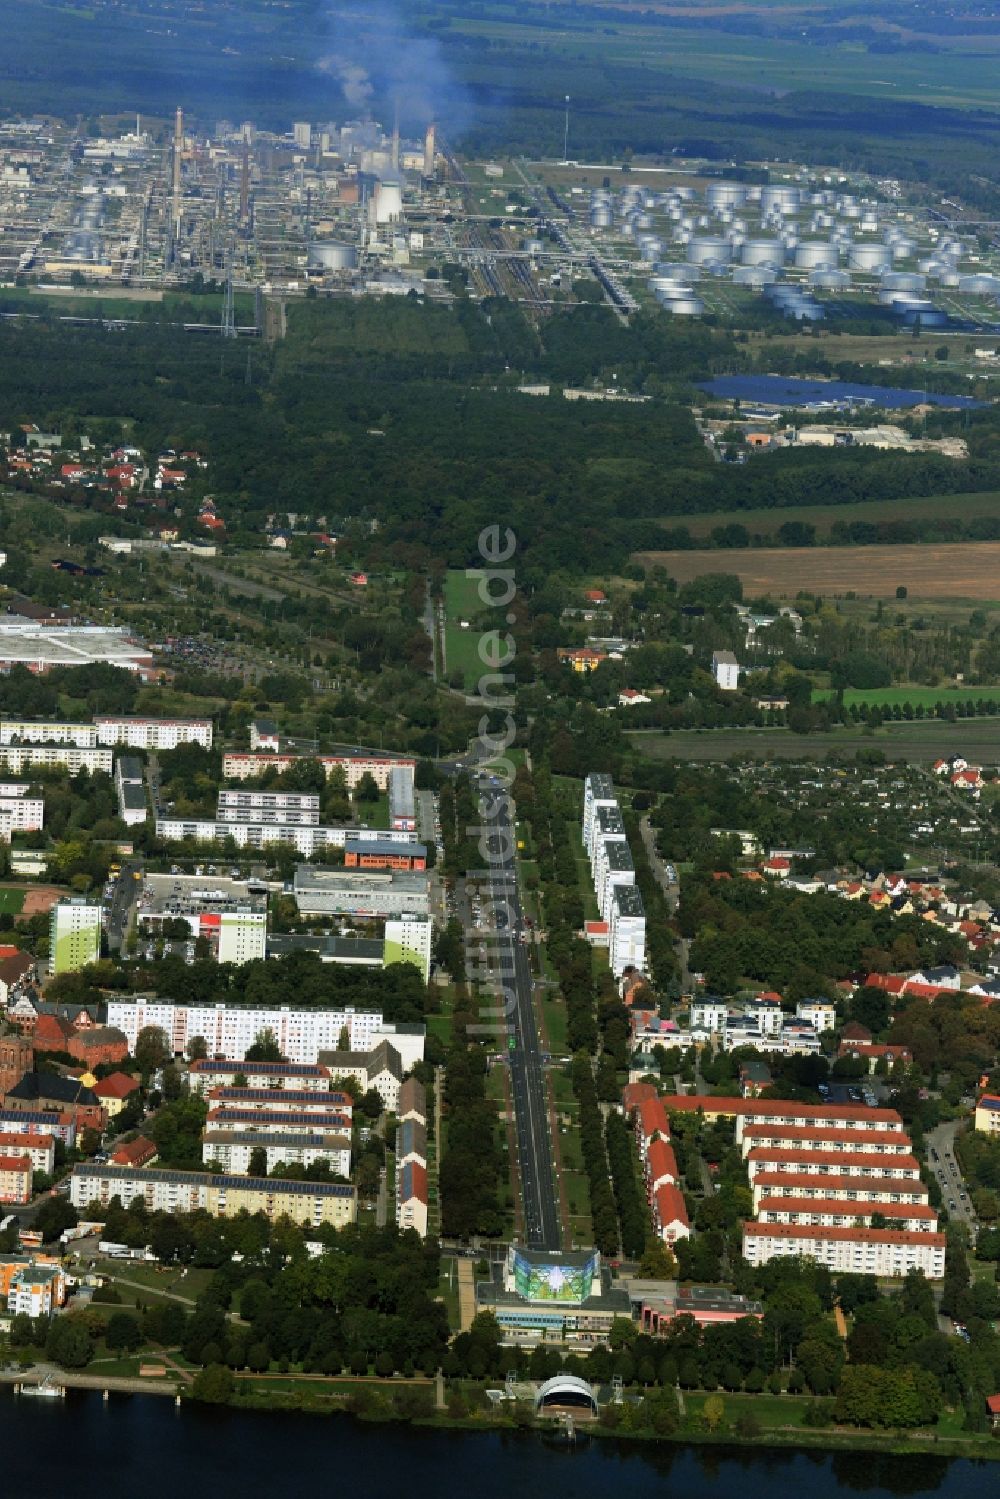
[480,777,561,1251]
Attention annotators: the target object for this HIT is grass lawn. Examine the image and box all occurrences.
[363,794,391,830]
[0,887,27,915]
[438,1263,462,1330]
[86,1351,181,1379]
[539,993,569,1055]
[98,1261,216,1301]
[444,571,493,690]
[684,1390,808,1429]
[814,685,1000,710]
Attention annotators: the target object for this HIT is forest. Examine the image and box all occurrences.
[3,299,999,578]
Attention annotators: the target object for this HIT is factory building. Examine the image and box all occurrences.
[292,865,430,919]
[0,623,153,677]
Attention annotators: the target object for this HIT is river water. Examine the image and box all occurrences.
[2,1391,993,1499]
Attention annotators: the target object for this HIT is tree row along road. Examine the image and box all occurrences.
[484,783,561,1252]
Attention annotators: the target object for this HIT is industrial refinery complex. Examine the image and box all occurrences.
[1,109,997,334]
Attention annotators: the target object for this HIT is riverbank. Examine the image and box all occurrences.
[8,1363,998,1461]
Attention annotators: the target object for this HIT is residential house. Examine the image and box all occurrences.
[92,1072,140,1118]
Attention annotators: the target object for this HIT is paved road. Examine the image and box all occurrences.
[927,1117,977,1232]
[480,777,561,1252]
[106,861,139,953]
[639,815,679,913]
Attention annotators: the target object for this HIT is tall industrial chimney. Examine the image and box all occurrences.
[391,99,400,173]
[240,139,250,225]
[423,122,436,180]
[172,106,184,236]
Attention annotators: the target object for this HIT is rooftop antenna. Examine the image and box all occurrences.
[563,95,570,164]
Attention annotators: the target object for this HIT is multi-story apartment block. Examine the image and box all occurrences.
[201,1132,351,1178]
[0,719,97,746]
[69,1163,357,1229]
[49,899,101,975]
[217,789,320,825]
[95,717,213,750]
[222,752,415,791]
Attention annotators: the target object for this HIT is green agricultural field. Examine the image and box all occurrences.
[628,718,1000,763]
[814,686,1000,710]
[443,571,493,691]
[665,491,1000,543]
[0,888,26,916]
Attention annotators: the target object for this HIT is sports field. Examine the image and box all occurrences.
[0,888,26,916]
[633,542,1000,600]
[443,571,490,691]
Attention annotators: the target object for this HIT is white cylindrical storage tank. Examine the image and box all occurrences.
[706,180,748,211]
[590,206,612,229]
[881,271,925,292]
[808,268,851,290]
[896,301,949,327]
[849,242,892,272]
[639,237,663,261]
[665,294,704,315]
[959,274,1000,296]
[652,261,701,282]
[306,240,357,271]
[733,264,779,287]
[794,241,838,270]
[524,238,544,256]
[741,237,786,266]
[760,184,800,215]
[934,268,961,288]
[687,235,732,265]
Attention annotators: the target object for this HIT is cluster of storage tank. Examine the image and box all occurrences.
[764,284,824,322]
[585,176,1000,320]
